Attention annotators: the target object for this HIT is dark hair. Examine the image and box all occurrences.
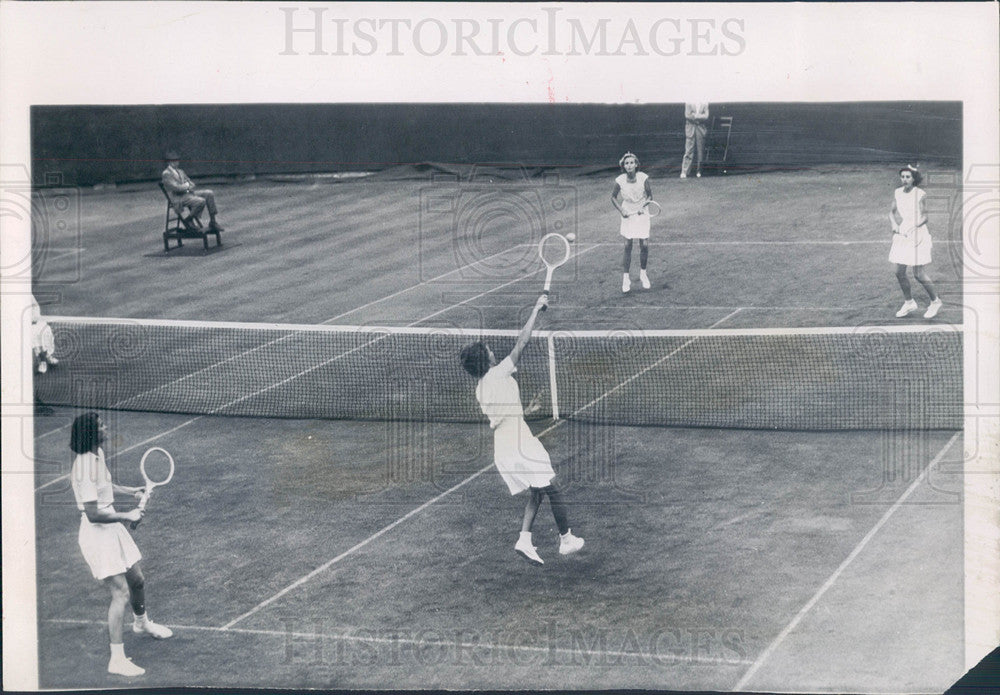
[460,342,491,378]
[164,150,181,161]
[70,412,101,454]
[899,164,923,186]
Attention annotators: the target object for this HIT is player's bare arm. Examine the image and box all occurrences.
[508,295,548,366]
[82,500,143,525]
[611,183,628,217]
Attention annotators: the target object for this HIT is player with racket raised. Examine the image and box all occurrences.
[611,151,655,293]
[460,293,585,565]
[69,412,173,677]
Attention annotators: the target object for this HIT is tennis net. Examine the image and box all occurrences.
[34,317,962,430]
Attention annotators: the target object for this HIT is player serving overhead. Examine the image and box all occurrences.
[459,295,585,565]
[611,151,654,293]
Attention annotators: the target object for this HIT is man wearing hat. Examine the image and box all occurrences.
[161,151,225,231]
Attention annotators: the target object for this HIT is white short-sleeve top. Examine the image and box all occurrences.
[72,448,115,512]
[475,356,524,429]
[616,172,648,213]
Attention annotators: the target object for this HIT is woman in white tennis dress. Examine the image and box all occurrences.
[888,165,942,318]
[460,295,584,565]
[70,412,173,677]
[611,152,654,293]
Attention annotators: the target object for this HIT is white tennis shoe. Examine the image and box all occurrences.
[924,298,943,319]
[108,656,145,677]
[559,531,585,555]
[895,299,918,318]
[622,275,631,293]
[639,270,651,290]
[133,616,173,639]
[515,537,544,565]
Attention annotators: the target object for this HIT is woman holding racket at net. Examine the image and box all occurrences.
[611,152,654,293]
[69,412,172,677]
[460,295,584,565]
[889,164,942,318]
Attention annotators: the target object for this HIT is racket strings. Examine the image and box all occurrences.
[141,449,175,485]
[539,235,571,267]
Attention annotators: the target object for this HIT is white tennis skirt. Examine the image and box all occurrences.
[888,230,932,266]
[620,212,650,240]
[78,514,142,580]
[493,419,556,495]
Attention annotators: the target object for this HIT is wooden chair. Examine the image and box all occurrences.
[159,182,221,251]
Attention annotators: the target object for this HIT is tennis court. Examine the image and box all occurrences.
[31,162,966,691]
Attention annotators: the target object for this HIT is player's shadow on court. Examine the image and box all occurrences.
[143,242,241,258]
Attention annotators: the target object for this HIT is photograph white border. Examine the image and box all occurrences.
[2,2,998,690]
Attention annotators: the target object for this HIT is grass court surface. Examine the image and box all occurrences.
[32,164,965,691]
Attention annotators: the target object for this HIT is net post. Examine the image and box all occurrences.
[547,334,559,420]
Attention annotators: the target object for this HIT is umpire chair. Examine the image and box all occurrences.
[158,182,222,251]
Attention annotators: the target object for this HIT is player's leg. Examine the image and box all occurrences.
[104,574,144,676]
[622,239,633,292]
[541,484,584,555]
[639,240,650,288]
[521,487,543,533]
[515,488,545,564]
[913,265,942,317]
[126,563,172,639]
[912,265,939,301]
[894,264,918,317]
[125,563,145,617]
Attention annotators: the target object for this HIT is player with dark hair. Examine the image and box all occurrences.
[70,412,173,677]
[889,164,942,318]
[459,295,584,565]
[611,152,653,293]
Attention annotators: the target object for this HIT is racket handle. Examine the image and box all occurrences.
[130,490,151,529]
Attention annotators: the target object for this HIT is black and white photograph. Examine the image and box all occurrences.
[2,3,998,693]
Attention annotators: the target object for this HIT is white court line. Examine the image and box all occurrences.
[45,618,753,667]
[732,430,962,692]
[33,244,604,490]
[221,305,737,630]
[323,242,543,323]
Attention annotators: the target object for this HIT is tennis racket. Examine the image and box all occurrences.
[537,233,572,311]
[130,447,175,529]
[641,200,662,217]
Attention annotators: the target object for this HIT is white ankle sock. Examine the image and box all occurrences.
[110,643,126,660]
[519,531,532,542]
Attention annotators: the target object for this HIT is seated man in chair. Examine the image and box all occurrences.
[161,151,225,231]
